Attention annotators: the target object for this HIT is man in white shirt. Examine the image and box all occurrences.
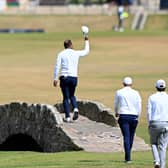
[147,79,168,168]
[114,77,142,163]
[53,32,90,123]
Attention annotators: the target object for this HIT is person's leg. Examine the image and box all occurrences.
[118,117,131,161]
[69,77,78,110]
[118,12,123,29]
[149,125,161,166]
[69,77,79,120]
[151,144,160,166]
[129,119,138,151]
[60,77,70,119]
[158,130,168,168]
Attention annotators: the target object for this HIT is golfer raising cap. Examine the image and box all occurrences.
[147,79,168,168]
[114,76,142,163]
[53,26,90,123]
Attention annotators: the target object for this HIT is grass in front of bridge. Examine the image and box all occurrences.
[0,150,155,168]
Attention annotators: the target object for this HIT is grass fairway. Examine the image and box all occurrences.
[0,151,154,168]
[0,15,168,167]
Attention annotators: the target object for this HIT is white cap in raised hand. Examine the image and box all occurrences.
[81,25,89,37]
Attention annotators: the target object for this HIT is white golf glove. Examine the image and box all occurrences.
[81,26,89,37]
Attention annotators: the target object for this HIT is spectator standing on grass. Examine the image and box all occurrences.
[114,77,142,163]
[113,0,131,32]
[117,5,125,32]
[147,79,168,168]
[53,27,90,123]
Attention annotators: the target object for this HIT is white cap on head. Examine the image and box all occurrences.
[156,79,166,89]
[123,77,133,85]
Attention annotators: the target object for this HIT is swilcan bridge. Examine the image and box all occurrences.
[0,101,150,152]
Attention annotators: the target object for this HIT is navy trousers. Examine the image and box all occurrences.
[116,0,133,5]
[60,76,78,118]
[118,114,138,161]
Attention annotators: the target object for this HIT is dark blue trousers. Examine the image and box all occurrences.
[116,0,133,5]
[118,114,138,161]
[60,76,78,118]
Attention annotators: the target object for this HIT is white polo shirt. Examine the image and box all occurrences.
[114,86,142,116]
[147,92,168,123]
[54,40,89,80]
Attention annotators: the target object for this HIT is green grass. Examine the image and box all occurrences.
[0,14,167,167]
[0,151,155,168]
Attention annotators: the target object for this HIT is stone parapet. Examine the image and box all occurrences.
[55,100,117,127]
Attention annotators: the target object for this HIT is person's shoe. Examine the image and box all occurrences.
[112,25,118,32]
[154,162,160,168]
[125,160,132,164]
[73,111,79,120]
[154,165,160,168]
[63,117,71,123]
[119,27,124,32]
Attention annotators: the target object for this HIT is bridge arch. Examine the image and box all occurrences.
[0,102,81,152]
[0,133,43,151]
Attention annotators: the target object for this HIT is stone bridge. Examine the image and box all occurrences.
[0,101,149,152]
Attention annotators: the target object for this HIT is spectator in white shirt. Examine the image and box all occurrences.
[114,76,142,163]
[53,35,90,122]
[147,79,168,168]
